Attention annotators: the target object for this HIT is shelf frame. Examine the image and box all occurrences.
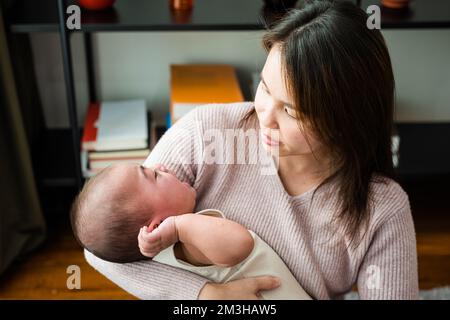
[5,0,450,189]
[57,0,82,188]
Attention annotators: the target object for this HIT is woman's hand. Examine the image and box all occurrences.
[198,276,281,300]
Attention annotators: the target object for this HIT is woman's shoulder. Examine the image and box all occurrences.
[193,102,256,129]
[368,175,411,224]
[166,102,255,137]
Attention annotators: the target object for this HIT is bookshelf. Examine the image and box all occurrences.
[359,0,450,29]
[5,0,450,189]
[8,0,450,33]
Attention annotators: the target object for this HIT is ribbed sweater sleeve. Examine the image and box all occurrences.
[84,108,209,300]
[356,199,419,299]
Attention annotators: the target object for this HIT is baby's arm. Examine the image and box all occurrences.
[177,214,254,267]
[138,214,254,267]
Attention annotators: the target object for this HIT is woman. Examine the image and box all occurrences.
[85,0,418,299]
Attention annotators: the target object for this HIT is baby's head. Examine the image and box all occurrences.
[70,163,196,263]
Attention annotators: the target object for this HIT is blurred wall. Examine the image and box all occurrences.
[30,29,450,128]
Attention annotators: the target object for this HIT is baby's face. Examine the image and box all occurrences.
[109,163,197,231]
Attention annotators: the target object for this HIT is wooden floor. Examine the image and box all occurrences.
[0,180,449,299]
[0,218,136,300]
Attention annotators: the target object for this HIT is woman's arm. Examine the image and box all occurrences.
[198,276,281,300]
[84,250,209,299]
[356,203,419,299]
[85,104,280,300]
[85,109,208,299]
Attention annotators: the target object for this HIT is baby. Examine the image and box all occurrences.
[71,163,311,300]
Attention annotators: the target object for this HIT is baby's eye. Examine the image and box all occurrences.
[154,170,158,180]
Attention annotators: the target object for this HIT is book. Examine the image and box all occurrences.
[170,64,244,124]
[81,100,148,151]
[81,102,100,151]
[165,112,172,129]
[81,150,96,178]
[81,111,154,178]
[96,100,148,151]
[88,149,150,161]
[89,158,148,171]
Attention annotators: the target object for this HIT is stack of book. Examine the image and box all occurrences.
[81,100,151,177]
[170,64,244,125]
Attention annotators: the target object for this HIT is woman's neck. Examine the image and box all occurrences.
[277,150,333,183]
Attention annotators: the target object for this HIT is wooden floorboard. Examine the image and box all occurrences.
[0,181,449,299]
[0,219,136,300]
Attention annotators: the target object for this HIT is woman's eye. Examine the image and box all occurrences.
[260,81,269,94]
[284,106,296,118]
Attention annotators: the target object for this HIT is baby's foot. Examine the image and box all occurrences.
[138,216,179,258]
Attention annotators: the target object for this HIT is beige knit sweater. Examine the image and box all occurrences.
[85,102,419,300]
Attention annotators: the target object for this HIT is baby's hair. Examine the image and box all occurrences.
[70,165,151,263]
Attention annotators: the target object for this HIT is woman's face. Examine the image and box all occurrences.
[254,45,322,158]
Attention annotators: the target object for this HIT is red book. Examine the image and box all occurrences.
[81,102,100,151]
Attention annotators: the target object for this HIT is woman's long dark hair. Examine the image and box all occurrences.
[244,0,396,247]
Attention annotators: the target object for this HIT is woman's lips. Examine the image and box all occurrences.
[263,133,280,146]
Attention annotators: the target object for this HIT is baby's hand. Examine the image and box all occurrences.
[138,216,179,258]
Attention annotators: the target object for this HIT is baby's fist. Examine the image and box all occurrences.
[138,216,179,258]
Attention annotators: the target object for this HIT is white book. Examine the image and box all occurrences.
[96,100,148,151]
[81,150,96,179]
[172,103,205,122]
[90,158,148,170]
[89,149,150,161]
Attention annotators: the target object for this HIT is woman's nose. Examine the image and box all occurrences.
[259,104,279,129]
